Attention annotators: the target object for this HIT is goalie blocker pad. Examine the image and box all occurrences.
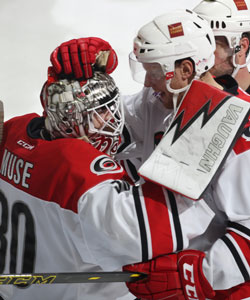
[139,80,250,200]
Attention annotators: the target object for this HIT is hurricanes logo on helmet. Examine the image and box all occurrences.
[233,0,248,10]
[90,155,123,175]
[168,22,184,38]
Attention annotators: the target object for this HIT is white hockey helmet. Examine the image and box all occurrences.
[42,72,124,157]
[194,0,250,75]
[131,9,216,84]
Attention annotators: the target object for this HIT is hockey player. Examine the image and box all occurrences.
[0,66,220,300]
[0,71,131,300]
[49,4,250,182]
[121,10,250,300]
[49,9,250,300]
[194,0,250,93]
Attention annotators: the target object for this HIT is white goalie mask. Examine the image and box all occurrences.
[42,72,124,157]
[130,9,216,94]
[194,0,250,76]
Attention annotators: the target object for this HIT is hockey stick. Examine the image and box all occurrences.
[0,271,148,285]
[0,100,4,144]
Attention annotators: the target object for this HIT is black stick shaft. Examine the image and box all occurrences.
[0,271,147,285]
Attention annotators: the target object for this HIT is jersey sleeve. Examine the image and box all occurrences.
[77,179,214,271]
[115,90,146,184]
[202,147,250,290]
[116,88,153,184]
[117,90,146,159]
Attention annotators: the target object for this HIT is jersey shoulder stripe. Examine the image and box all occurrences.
[142,182,180,257]
[132,186,148,262]
[221,234,250,282]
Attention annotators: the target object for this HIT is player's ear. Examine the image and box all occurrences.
[180,59,194,81]
[237,37,250,63]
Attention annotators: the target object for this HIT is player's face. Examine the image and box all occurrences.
[143,63,187,109]
[88,107,122,157]
[91,109,113,130]
[210,37,234,77]
[143,63,172,108]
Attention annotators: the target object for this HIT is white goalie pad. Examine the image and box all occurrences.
[139,80,250,200]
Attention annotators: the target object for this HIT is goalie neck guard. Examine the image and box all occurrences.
[42,72,124,157]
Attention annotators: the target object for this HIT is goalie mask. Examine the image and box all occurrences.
[130,9,216,94]
[194,0,250,77]
[42,72,124,157]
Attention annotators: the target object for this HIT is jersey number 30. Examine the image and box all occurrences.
[0,190,36,275]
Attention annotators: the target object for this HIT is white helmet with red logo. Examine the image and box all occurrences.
[194,0,250,76]
[131,9,216,83]
[42,72,124,157]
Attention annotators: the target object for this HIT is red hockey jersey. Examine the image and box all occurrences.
[0,113,212,300]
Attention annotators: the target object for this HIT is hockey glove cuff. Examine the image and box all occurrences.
[123,249,215,300]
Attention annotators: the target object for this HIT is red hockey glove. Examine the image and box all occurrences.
[123,250,215,300]
[50,37,118,80]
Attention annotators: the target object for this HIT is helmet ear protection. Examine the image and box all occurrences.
[194,0,250,76]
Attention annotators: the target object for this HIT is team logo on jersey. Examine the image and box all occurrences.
[90,155,123,175]
[233,0,248,10]
[168,22,184,38]
[91,135,120,157]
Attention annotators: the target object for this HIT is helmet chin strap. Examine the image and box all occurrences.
[166,79,193,113]
[232,51,250,77]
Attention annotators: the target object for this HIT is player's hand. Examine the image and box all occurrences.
[123,250,215,300]
[50,37,118,80]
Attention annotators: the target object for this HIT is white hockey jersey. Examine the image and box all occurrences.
[118,82,250,299]
[0,113,214,300]
[117,87,172,184]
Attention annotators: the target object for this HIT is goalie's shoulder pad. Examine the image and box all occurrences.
[139,80,250,200]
